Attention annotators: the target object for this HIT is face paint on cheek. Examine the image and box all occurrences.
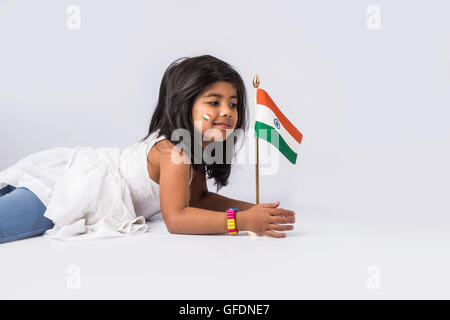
[202,113,212,121]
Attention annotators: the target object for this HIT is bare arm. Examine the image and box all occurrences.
[191,191,255,212]
[169,206,248,235]
[188,167,255,212]
[158,141,248,235]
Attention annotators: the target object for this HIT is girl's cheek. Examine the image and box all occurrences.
[201,112,215,125]
[193,113,214,134]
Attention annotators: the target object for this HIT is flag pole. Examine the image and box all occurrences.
[247,74,260,237]
[253,75,260,205]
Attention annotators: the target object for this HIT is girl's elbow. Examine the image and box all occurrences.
[162,210,182,234]
[166,222,179,234]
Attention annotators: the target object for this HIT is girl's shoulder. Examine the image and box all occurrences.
[147,135,193,185]
[154,136,189,160]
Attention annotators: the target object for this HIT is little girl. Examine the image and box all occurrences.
[0,55,295,244]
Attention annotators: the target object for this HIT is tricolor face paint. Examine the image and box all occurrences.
[202,113,212,121]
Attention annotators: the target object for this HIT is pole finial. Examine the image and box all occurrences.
[253,74,260,88]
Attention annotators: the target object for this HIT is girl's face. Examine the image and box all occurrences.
[191,81,239,147]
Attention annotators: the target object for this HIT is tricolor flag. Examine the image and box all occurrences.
[254,88,303,164]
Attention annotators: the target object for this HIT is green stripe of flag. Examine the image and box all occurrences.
[255,121,298,165]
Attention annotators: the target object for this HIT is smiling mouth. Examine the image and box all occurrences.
[214,123,231,128]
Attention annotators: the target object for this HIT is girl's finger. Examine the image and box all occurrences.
[260,201,280,208]
[265,230,286,238]
[271,216,293,224]
[270,208,295,216]
[268,224,294,232]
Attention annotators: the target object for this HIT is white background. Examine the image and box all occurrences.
[0,0,449,299]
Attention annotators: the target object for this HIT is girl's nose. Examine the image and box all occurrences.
[219,102,233,116]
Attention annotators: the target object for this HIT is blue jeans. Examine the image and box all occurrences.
[0,185,54,244]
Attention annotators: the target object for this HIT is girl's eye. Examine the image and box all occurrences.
[207,101,237,108]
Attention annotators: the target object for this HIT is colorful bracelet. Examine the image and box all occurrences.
[226,208,239,235]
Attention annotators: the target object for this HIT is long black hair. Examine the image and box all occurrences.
[141,55,248,192]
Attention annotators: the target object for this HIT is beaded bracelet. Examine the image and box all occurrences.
[226,208,239,235]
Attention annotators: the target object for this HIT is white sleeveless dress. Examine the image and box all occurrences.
[0,129,194,240]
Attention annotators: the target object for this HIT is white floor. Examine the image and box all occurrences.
[1,209,449,299]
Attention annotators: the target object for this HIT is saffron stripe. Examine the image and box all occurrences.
[256,88,303,144]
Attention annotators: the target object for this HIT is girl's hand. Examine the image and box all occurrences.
[238,201,295,238]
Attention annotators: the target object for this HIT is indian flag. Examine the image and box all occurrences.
[254,88,303,164]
